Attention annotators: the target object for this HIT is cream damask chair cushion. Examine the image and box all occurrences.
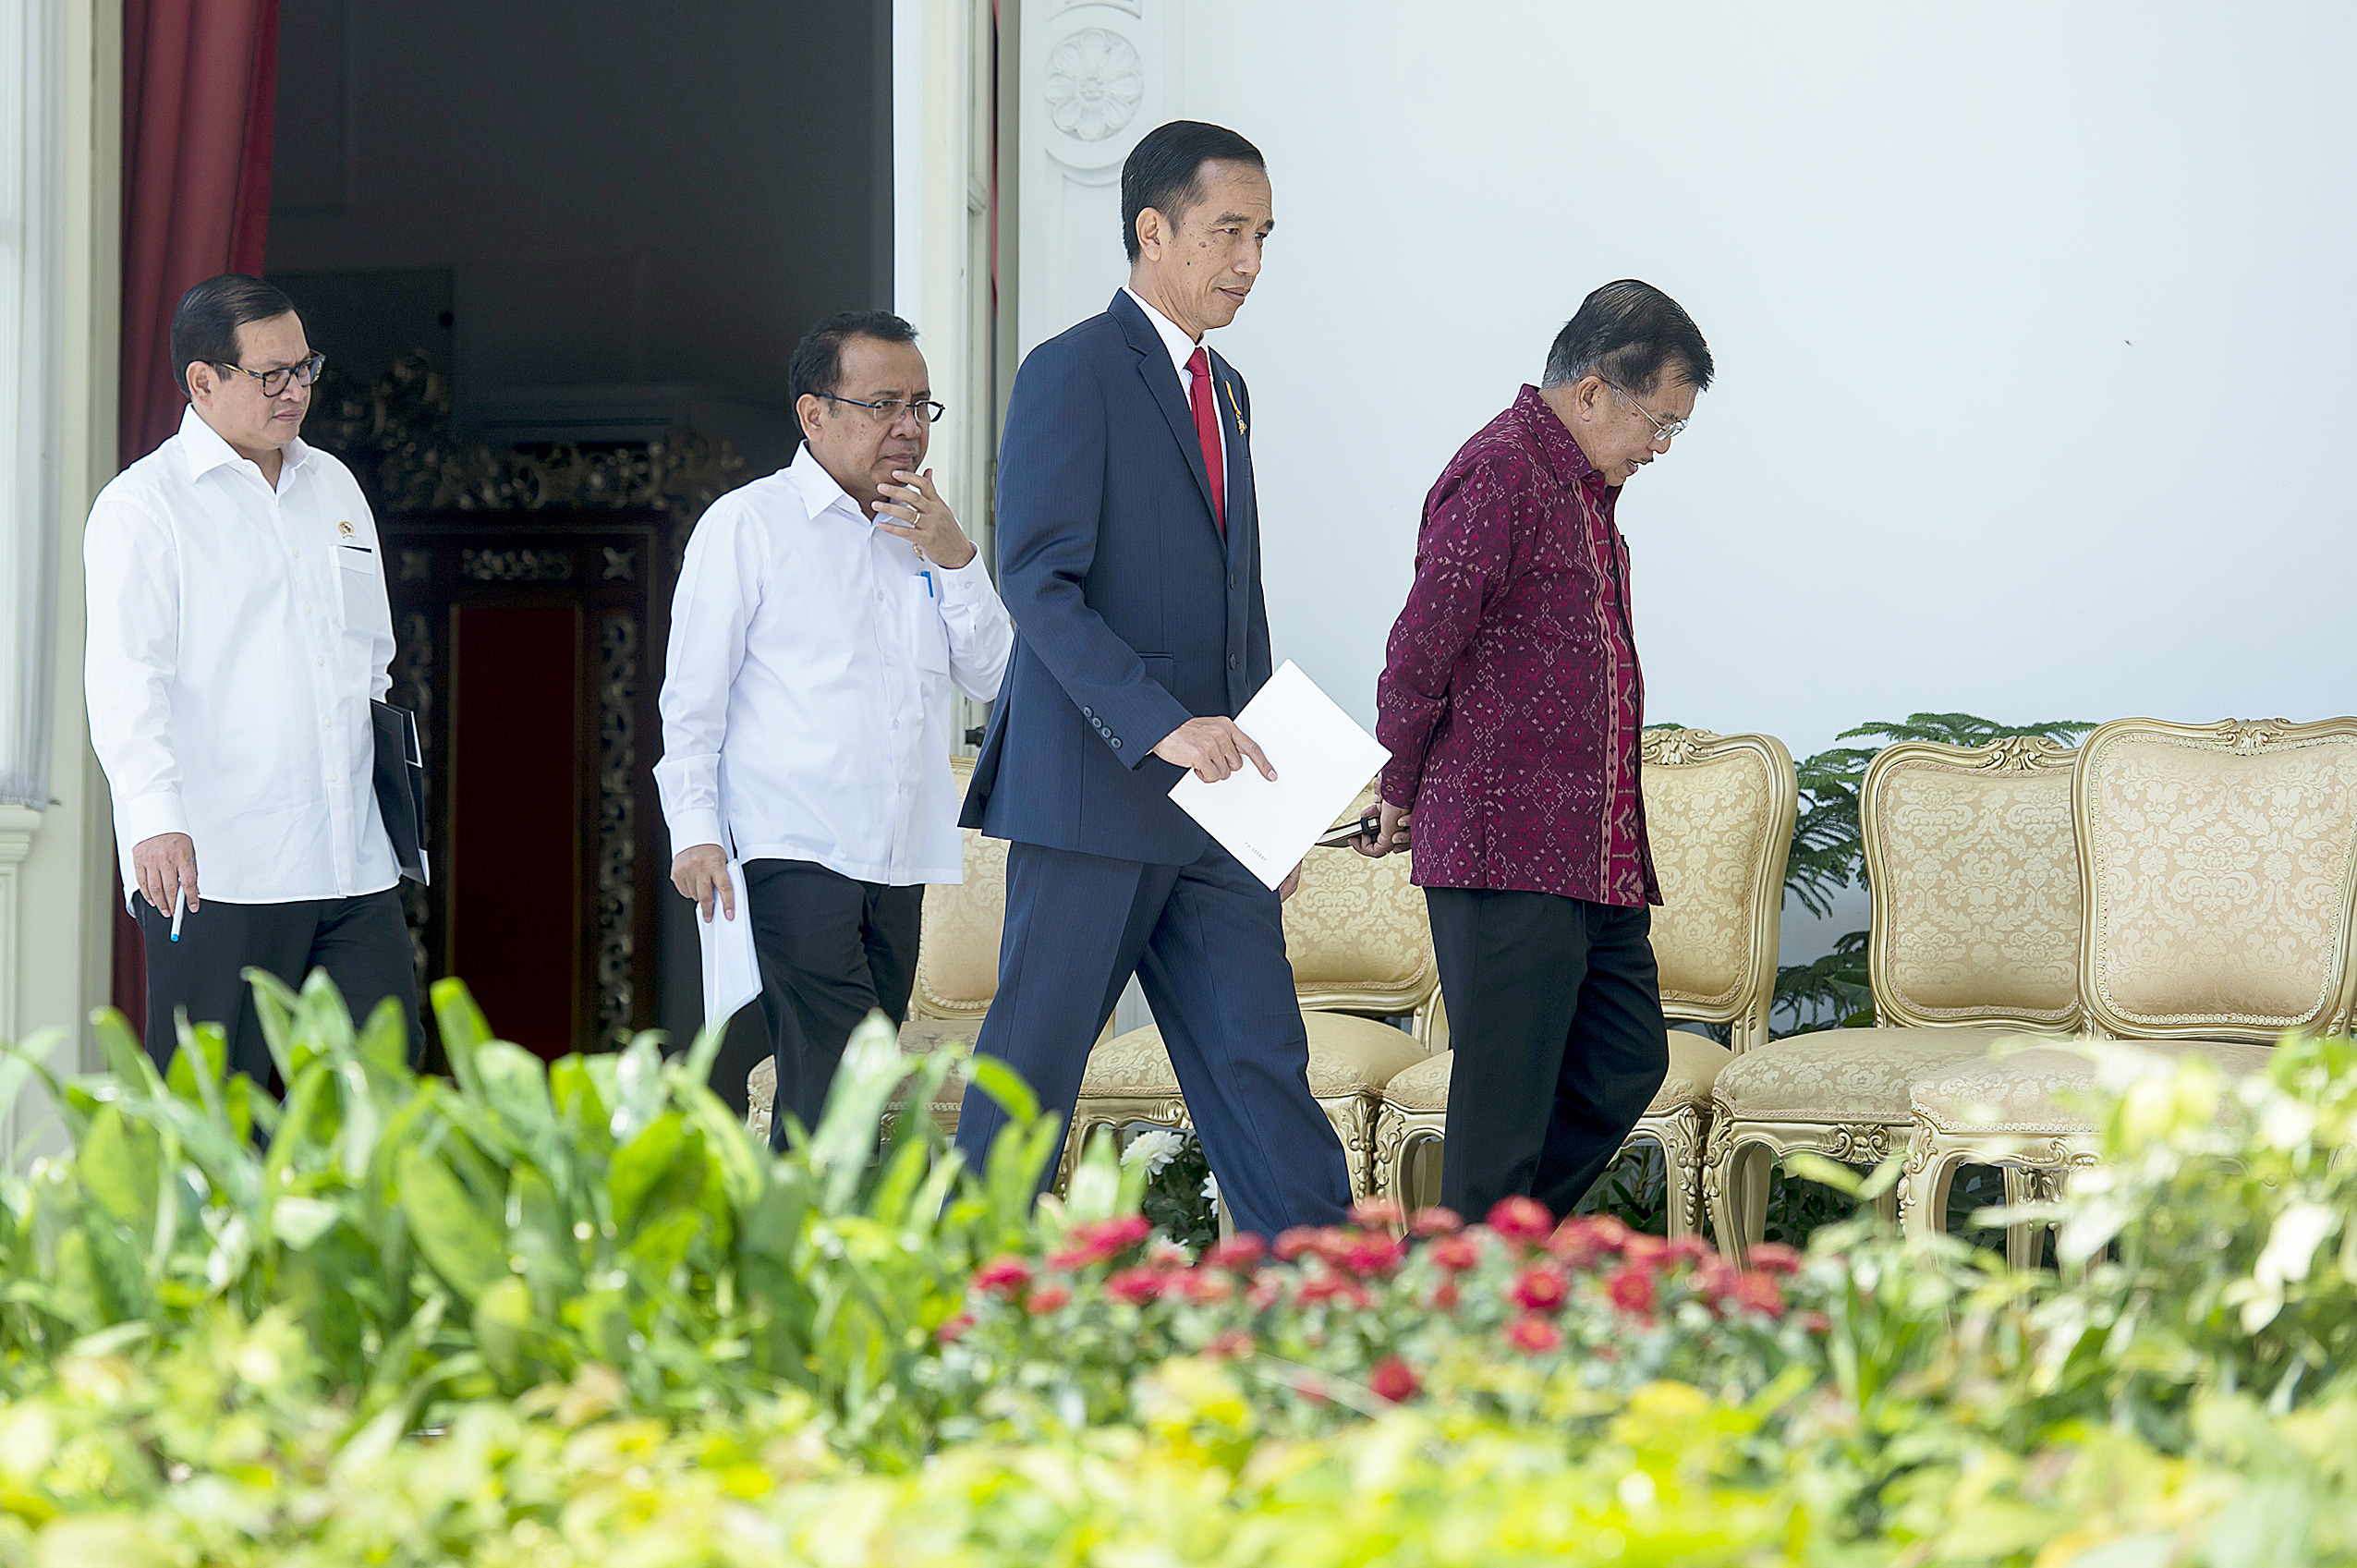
[1704,736,2083,1261]
[1898,718,2357,1258]
[745,759,1000,1144]
[1072,789,1443,1198]
[1368,730,1796,1237]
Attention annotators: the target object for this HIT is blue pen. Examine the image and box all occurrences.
[920,569,935,598]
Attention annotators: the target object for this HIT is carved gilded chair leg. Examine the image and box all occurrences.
[1871,1184,1900,1225]
[1899,1145,1968,1246]
[1998,1165,2039,1270]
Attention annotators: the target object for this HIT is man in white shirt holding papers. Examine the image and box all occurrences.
[655,311,1012,1145]
[85,273,422,1082]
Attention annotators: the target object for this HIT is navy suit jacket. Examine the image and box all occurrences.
[962,290,1271,864]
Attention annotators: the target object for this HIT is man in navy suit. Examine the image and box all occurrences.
[953,120,1351,1237]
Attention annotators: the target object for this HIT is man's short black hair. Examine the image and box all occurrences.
[1120,120,1266,262]
[788,310,920,408]
[1541,280,1715,396]
[170,273,299,399]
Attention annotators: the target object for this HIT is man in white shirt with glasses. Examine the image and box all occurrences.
[86,273,421,1082]
[656,310,1013,1145]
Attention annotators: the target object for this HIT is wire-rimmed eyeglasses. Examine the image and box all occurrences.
[821,392,947,425]
[1607,382,1689,444]
[213,352,326,398]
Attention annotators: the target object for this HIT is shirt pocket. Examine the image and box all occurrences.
[337,545,383,638]
[905,573,951,674]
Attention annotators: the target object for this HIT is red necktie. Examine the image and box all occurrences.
[1186,346,1226,537]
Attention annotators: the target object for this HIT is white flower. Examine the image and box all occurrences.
[2237,1200,2340,1332]
[1121,1128,1186,1176]
[1201,1171,1221,1207]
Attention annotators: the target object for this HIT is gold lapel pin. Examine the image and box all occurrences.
[337,520,356,538]
[1223,380,1245,437]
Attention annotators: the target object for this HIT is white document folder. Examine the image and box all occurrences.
[697,859,762,1033]
[1169,661,1391,890]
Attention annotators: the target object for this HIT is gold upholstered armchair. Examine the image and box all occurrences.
[1700,735,2084,1262]
[747,758,1005,1145]
[1068,787,1440,1198]
[1898,717,2357,1256]
[1369,728,1796,1236]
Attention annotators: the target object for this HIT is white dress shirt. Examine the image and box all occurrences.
[654,444,1014,886]
[86,406,399,906]
[1124,286,1207,396]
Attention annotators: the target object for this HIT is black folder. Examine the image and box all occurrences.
[370,699,431,885]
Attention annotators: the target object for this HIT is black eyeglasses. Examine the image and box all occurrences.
[821,392,947,425]
[213,352,326,397]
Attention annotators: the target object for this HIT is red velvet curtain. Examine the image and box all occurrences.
[111,0,281,1027]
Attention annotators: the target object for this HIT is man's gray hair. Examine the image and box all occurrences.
[1541,279,1714,395]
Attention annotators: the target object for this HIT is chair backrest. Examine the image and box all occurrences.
[1282,787,1444,1038]
[910,758,1005,1021]
[1863,736,2084,1032]
[2075,717,2357,1042]
[1640,729,1797,1052]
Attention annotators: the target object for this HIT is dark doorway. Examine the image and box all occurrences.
[266,0,891,1066]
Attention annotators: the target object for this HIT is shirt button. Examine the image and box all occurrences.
[1228,655,1239,670]
[316,656,324,666]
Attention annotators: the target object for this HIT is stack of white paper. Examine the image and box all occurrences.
[697,860,762,1030]
[1169,661,1391,890]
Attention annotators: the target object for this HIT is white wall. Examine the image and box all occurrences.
[1168,2,2354,748]
[1121,1,2354,958]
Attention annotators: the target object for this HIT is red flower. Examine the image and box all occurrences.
[1178,1270,1235,1307]
[1746,1242,1804,1276]
[1274,1226,1319,1262]
[1409,1207,1464,1237]
[1622,1234,1670,1270]
[1428,1233,1483,1272]
[1246,1278,1284,1312]
[1047,1215,1151,1270]
[1801,1310,1832,1335]
[1508,1263,1571,1314]
[1545,1214,1631,1267]
[1367,1356,1420,1404]
[1105,1266,1165,1307]
[1664,1235,1711,1265]
[1486,1196,1555,1244]
[1731,1270,1785,1319]
[1203,1234,1267,1271]
[1504,1315,1562,1354]
[1605,1265,1656,1316]
[1297,1272,1372,1311]
[1429,1280,1461,1312]
[1693,1258,1742,1307]
[1338,1234,1406,1278]
[1024,1283,1071,1315]
[1350,1197,1406,1231]
[934,1311,973,1343]
[1205,1328,1257,1359]
[971,1255,1033,1297]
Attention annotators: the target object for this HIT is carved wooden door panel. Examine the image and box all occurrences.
[381,512,673,1061]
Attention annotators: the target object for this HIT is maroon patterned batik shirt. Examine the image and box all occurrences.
[1375,384,1658,907]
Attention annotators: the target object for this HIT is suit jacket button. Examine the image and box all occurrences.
[1111,737,1122,749]
[1228,655,1239,670]
[1229,575,1238,590]
[1083,707,1094,719]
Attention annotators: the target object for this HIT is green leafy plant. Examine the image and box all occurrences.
[0,971,1065,1460]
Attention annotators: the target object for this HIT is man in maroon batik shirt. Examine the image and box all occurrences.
[1361,279,1714,1222]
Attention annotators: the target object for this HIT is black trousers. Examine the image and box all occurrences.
[134,887,423,1088]
[743,858,922,1149]
[1425,889,1669,1222]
